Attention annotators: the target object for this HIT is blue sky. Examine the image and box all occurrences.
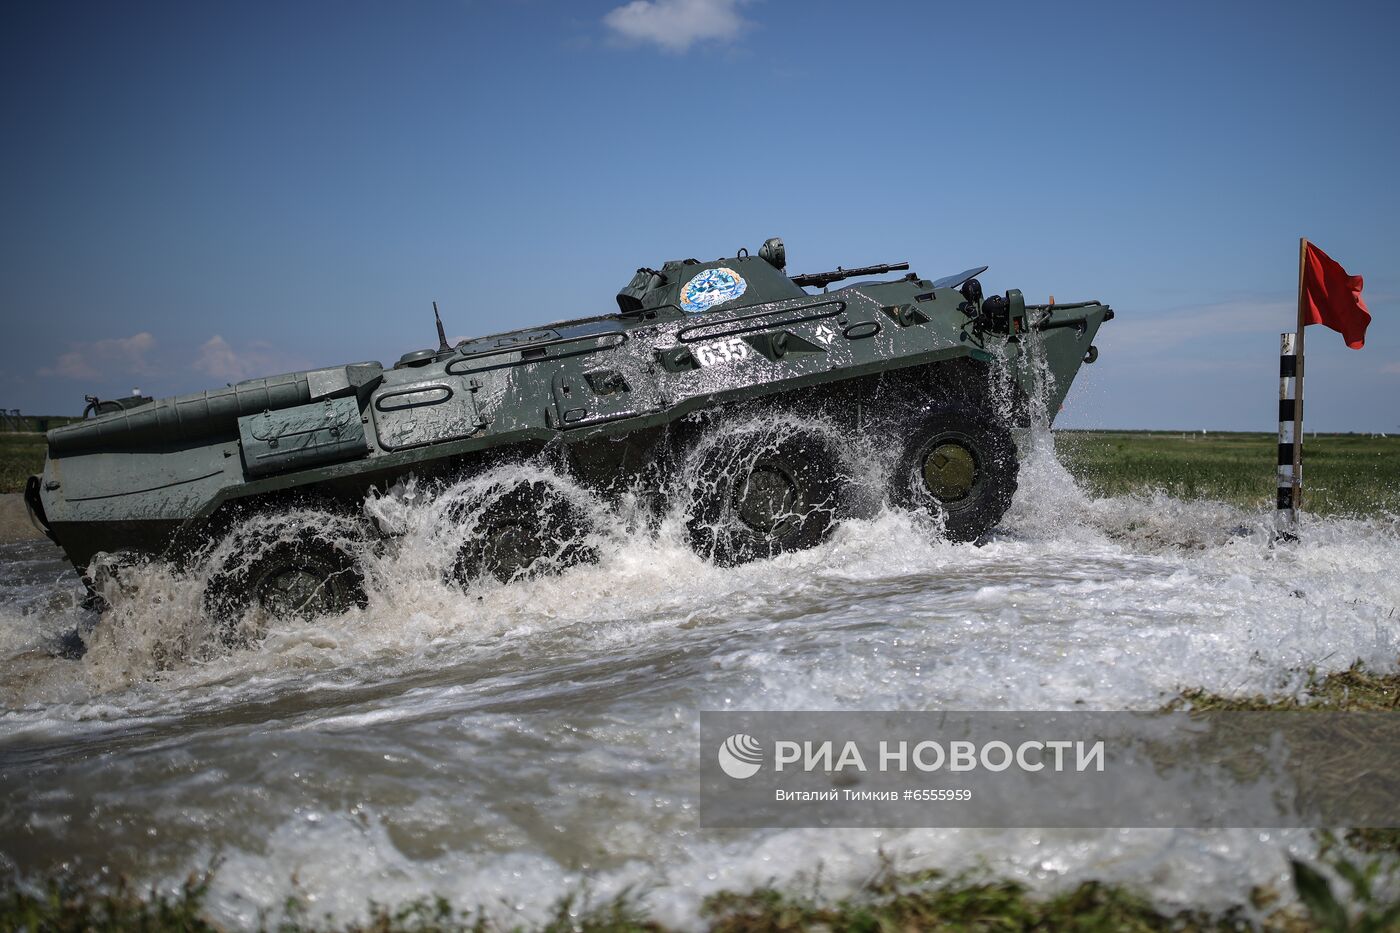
[2,0,1397,430]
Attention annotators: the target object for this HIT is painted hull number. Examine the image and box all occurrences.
[694,337,751,368]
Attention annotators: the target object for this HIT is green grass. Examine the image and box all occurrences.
[1058,430,1400,516]
[0,864,1364,932]
[1169,664,1400,713]
[0,433,47,495]
[1,873,222,932]
[701,873,1258,932]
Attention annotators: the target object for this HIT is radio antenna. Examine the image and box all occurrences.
[433,301,450,352]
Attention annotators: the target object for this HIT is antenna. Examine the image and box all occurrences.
[433,301,450,352]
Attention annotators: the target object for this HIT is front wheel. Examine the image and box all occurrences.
[889,404,1018,543]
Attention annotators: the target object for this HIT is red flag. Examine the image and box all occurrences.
[1302,242,1370,349]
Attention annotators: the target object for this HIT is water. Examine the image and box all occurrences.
[2,428,1398,927]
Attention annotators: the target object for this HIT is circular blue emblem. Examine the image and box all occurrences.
[679,267,747,314]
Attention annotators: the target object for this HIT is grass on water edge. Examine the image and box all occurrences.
[1166,664,1400,863]
[7,856,1399,933]
[1169,664,1400,714]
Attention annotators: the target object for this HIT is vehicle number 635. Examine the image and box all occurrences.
[693,337,751,368]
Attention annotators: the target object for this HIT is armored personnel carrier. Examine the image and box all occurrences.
[27,237,1111,622]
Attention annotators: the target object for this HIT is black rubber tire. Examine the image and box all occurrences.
[204,524,368,643]
[451,481,597,585]
[890,403,1018,543]
[684,430,850,566]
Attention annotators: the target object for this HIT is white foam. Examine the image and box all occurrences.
[1,363,1396,926]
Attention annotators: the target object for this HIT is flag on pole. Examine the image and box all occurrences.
[1276,239,1369,540]
[1301,242,1370,349]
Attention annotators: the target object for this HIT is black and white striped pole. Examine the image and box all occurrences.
[1276,238,1308,540]
[1277,332,1301,538]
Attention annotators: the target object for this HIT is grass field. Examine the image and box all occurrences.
[0,433,46,495]
[1058,430,1400,516]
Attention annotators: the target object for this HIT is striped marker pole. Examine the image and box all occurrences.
[1276,239,1310,541]
[1277,332,1300,537]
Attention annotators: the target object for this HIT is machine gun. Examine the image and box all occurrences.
[790,261,909,290]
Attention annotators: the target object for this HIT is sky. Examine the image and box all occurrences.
[1,0,1397,431]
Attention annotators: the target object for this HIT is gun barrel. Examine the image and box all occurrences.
[791,262,909,289]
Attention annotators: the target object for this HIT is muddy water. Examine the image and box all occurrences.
[1,432,1398,928]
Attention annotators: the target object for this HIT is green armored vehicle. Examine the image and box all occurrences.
[27,237,1111,623]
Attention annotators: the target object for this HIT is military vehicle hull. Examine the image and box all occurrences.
[28,239,1111,622]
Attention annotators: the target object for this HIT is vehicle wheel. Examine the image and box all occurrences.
[204,516,368,643]
[890,403,1018,542]
[684,429,850,566]
[451,481,596,585]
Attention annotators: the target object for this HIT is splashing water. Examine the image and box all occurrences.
[1,364,1397,927]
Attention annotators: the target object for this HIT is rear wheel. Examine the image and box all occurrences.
[451,481,596,585]
[890,403,1018,543]
[684,429,850,566]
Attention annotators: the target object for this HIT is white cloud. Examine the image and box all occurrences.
[603,0,747,52]
[193,335,308,383]
[1381,361,1400,375]
[39,332,157,381]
